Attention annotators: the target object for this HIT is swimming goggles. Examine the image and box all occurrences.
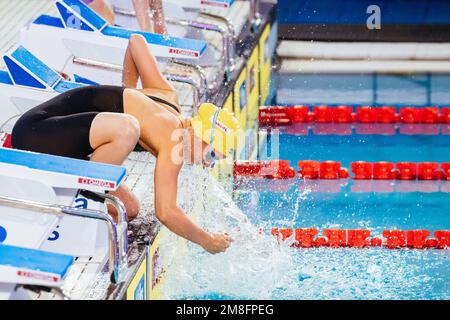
[207,108,221,168]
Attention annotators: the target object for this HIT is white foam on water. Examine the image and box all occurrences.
[157,166,302,299]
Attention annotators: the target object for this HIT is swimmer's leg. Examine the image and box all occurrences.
[88,0,115,25]
[89,112,141,220]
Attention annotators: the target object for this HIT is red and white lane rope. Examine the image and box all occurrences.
[270,228,449,250]
[234,160,450,181]
[259,105,450,125]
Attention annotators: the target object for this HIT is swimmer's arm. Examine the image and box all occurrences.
[122,34,175,92]
[154,148,211,248]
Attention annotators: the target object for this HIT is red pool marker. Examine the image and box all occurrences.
[295,228,319,248]
[286,105,309,123]
[373,162,396,180]
[351,161,373,180]
[271,228,293,241]
[435,231,450,249]
[334,106,354,123]
[263,160,296,179]
[298,160,320,179]
[259,106,291,125]
[355,106,376,123]
[320,161,342,180]
[313,237,328,247]
[370,237,383,247]
[418,162,440,180]
[234,160,295,179]
[324,229,347,247]
[348,229,371,248]
[421,107,440,124]
[406,230,430,249]
[234,161,264,177]
[442,107,450,124]
[441,163,450,180]
[396,162,418,180]
[2,134,12,148]
[400,107,422,124]
[382,230,407,249]
[376,106,398,123]
[312,105,332,123]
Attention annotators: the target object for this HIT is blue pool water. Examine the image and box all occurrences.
[238,73,450,299]
[172,73,450,300]
[262,131,450,168]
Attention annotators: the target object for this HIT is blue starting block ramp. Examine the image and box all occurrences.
[33,0,207,58]
[0,148,126,191]
[0,244,74,285]
[2,46,84,92]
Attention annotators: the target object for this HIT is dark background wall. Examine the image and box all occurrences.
[278,0,450,41]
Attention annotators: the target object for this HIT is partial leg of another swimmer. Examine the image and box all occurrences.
[89,112,141,221]
[87,0,115,25]
[122,34,175,92]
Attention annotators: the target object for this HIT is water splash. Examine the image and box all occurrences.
[157,166,300,299]
[153,166,450,300]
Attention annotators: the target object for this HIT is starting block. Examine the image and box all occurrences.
[0,46,84,133]
[0,244,74,300]
[0,148,128,296]
[110,0,234,65]
[19,0,208,85]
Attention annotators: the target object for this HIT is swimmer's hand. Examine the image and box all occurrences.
[202,233,233,254]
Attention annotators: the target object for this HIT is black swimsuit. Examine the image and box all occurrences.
[11,85,179,160]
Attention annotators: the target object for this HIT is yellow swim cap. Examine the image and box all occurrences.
[190,103,238,156]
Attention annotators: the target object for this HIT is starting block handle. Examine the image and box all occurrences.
[0,195,125,284]
[168,0,234,10]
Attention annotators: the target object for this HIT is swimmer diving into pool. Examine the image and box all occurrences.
[11,34,238,254]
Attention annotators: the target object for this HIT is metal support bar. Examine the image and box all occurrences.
[73,57,122,72]
[165,17,235,80]
[89,192,128,266]
[111,6,234,83]
[19,284,71,300]
[249,0,261,32]
[164,73,201,109]
[168,59,210,100]
[0,195,122,284]
[199,12,236,76]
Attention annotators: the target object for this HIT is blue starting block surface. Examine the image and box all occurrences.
[0,71,13,85]
[2,46,84,92]
[0,148,126,187]
[0,244,73,279]
[10,46,62,88]
[102,27,207,57]
[56,0,108,32]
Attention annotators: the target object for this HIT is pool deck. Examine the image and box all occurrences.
[0,0,55,64]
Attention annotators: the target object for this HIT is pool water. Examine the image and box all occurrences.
[264,132,450,168]
[159,73,450,300]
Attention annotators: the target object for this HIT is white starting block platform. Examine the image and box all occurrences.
[0,244,74,299]
[19,0,208,85]
[0,45,84,133]
[0,147,130,299]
